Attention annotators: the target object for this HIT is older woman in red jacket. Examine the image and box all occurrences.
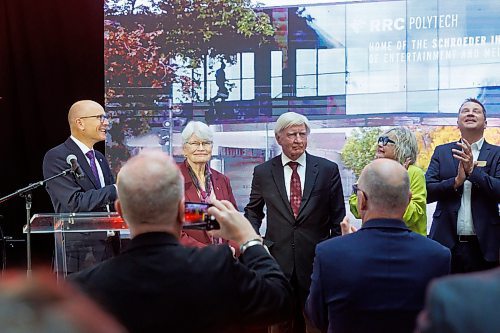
[178,120,238,247]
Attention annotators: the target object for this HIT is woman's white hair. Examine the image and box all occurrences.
[181,121,214,143]
[274,112,311,135]
[383,127,418,165]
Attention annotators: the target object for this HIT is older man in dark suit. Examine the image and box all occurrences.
[305,158,451,333]
[245,112,345,333]
[426,98,500,273]
[70,149,293,333]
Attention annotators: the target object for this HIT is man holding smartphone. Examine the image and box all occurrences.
[70,149,292,333]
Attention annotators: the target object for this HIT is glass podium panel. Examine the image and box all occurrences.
[25,213,129,278]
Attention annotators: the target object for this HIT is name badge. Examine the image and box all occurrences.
[476,160,487,167]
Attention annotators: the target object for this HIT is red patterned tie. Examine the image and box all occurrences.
[288,161,302,218]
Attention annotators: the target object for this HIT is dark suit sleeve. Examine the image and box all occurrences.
[244,166,266,234]
[43,148,117,212]
[234,245,293,325]
[467,146,500,201]
[305,246,328,332]
[329,163,345,237]
[425,145,461,204]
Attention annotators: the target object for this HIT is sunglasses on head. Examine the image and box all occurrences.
[378,136,396,146]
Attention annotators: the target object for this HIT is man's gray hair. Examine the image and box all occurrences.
[360,159,410,211]
[181,121,214,144]
[274,112,311,135]
[383,127,418,165]
[117,149,184,225]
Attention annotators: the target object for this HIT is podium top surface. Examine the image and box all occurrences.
[25,212,128,233]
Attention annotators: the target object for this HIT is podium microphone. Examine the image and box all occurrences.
[66,155,85,179]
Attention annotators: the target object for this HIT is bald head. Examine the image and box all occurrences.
[67,100,108,148]
[357,158,410,220]
[68,100,104,127]
[116,149,184,236]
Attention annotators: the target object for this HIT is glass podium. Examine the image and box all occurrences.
[25,212,129,278]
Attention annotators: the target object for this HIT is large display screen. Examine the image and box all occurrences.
[104,0,500,230]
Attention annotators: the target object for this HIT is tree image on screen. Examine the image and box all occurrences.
[104,0,274,91]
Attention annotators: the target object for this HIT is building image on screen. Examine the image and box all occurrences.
[104,0,500,231]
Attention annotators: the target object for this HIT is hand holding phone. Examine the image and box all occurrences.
[183,202,220,230]
[207,199,260,246]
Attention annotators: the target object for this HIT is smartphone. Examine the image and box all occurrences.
[183,202,220,230]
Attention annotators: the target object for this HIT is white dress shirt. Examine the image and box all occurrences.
[456,137,484,235]
[70,136,106,188]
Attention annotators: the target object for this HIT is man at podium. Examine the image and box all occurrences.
[42,100,119,273]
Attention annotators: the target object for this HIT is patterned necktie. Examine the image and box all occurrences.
[85,150,101,188]
[288,161,302,218]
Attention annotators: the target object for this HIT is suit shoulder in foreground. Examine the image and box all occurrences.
[70,233,292,333]
[418,267,500,333]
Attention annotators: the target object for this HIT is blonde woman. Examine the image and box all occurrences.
[349,127,427,235]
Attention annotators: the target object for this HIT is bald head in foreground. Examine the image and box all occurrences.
[115,149,185,238]
[70,149,292,333]
[356,158,411,222]
[306,159,451,333]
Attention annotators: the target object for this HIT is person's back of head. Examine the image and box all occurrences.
[0,269,126,333]
[115,148,184,238]
[356,158,410,222]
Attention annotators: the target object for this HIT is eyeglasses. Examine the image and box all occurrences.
[352,183,368,200]
[79,114,108,123]
[378,136,396,146]
[186,141,213,149]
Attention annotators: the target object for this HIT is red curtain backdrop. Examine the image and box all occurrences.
[0,0,104,267]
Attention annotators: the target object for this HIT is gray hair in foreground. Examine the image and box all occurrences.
[181,121,214,144]
[117,149,183,225]
[360,158,410,211]
[274,112,311,135]
[383,126,418,165]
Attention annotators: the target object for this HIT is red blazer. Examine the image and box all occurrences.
[178,161,238,247]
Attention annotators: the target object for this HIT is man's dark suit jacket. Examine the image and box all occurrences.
[426,141,500,262]
[70,232,293,333]
[43,137,116,213]
[178,161,237,246]
[244,152,345,296]
[417,267,500,333]
[305,219,451,333]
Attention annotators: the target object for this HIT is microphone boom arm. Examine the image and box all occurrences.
[0,168,72,205]
[0,167,73,276]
